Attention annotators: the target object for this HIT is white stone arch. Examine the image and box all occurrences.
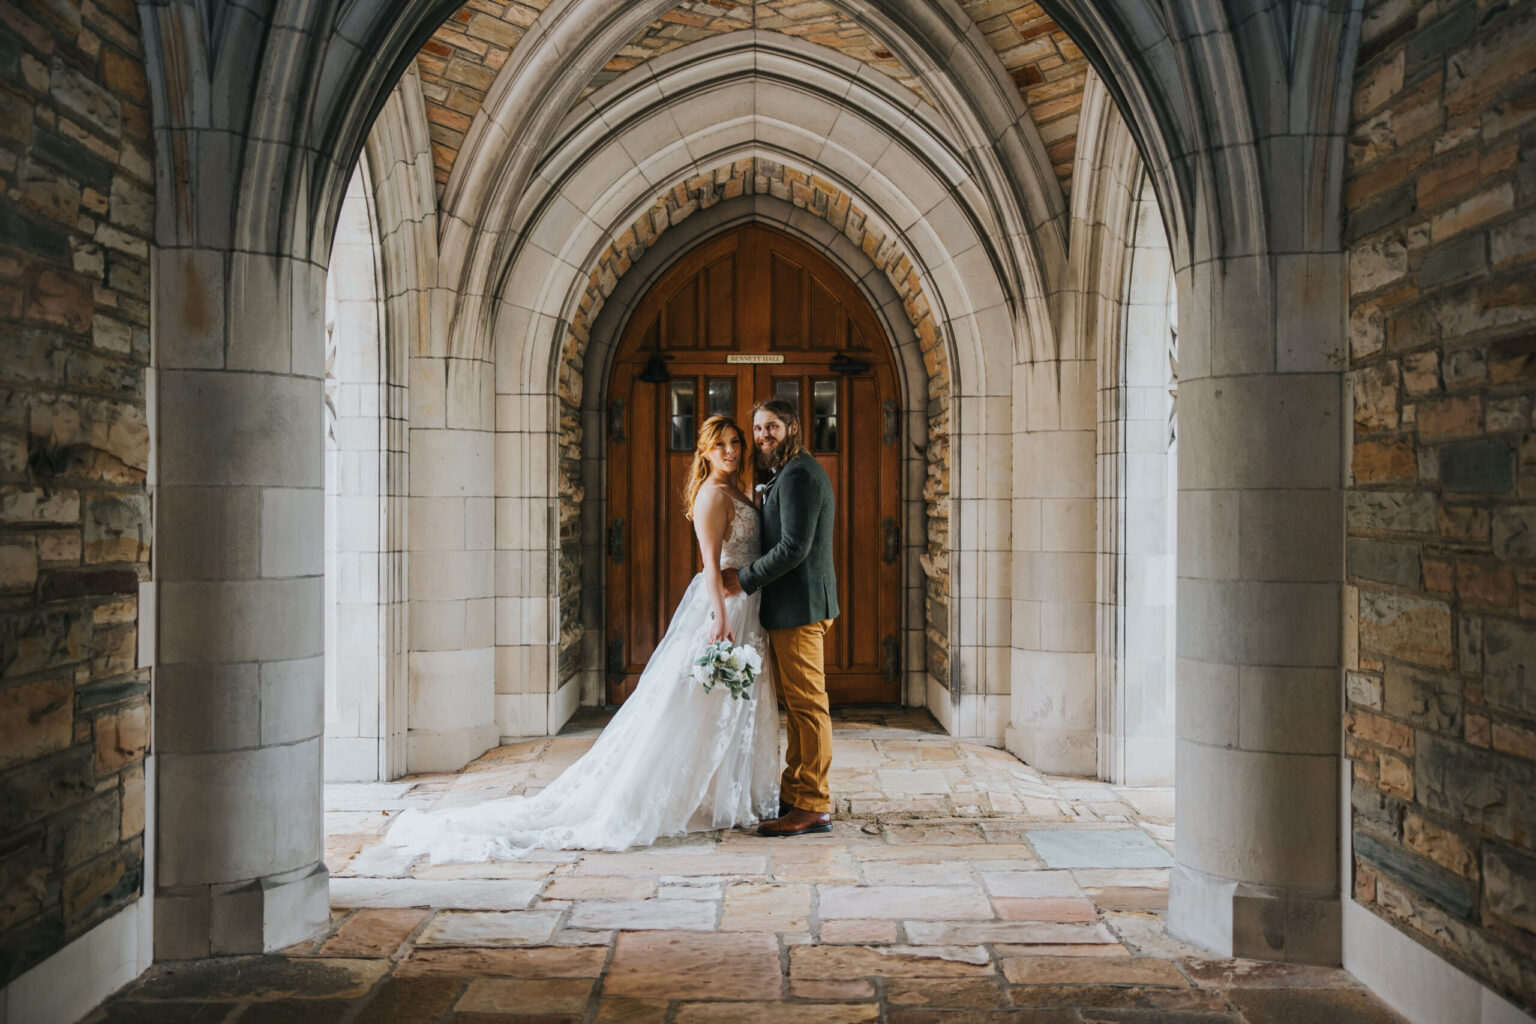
[470,37,1035,741]
[437,0,1069,368]
[570,196,935,721]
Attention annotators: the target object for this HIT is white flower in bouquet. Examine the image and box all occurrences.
[694,636,760,700]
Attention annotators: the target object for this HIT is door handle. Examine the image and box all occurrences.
[607,636,625,676]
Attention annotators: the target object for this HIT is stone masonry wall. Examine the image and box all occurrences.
[1344,0,1536,1007]
[556,156,951,694]
[417,0,1090,203]
[0,0,153,987]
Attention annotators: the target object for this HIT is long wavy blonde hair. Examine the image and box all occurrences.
[682,414,745,520]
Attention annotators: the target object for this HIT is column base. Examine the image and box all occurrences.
[1168,863,1341,965]
[407,722,498,773]
[156,862,329,958]
[1005,723,1096,775]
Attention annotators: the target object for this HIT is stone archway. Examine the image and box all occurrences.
[125,0,1366,976]
[553,158,952,715]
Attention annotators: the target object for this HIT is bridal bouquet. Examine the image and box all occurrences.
[691,637,763,700]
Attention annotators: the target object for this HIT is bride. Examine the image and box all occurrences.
[384,415,779,861]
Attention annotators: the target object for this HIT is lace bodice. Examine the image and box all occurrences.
[720,498,761,571]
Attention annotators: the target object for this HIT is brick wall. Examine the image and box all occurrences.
[415,0,551,195]
[0,0,152,985]
[1345,0,1536,1006]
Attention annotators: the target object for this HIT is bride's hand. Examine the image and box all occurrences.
[709,610,735,645]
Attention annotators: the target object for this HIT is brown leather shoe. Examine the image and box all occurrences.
[778,800,793,819]
[758,808,832,837]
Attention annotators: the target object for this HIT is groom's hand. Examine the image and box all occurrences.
[721,569,743,596]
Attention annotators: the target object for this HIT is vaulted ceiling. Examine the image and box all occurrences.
[414,0,1088,199]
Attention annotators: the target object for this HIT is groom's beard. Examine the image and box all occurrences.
[755,441,785,473]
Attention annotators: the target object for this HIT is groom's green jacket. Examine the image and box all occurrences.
[738,451,839,631]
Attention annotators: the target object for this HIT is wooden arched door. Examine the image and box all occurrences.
[605,225,902,706]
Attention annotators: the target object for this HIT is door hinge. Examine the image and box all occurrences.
[609,400,626,444]
[882,399,898,446]
[882,635,900,684]
[608,516,625,563]
[882,516,899,564]
[607,636,625,676]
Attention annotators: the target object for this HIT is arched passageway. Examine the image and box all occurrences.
[12,1,1536,1021]
[134,0,1354,970]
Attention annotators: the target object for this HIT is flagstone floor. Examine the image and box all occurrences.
[92,708,1404,1023]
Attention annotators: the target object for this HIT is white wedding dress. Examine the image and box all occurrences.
[384,495,779,861]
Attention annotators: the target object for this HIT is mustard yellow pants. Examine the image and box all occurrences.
[770,619,834,814]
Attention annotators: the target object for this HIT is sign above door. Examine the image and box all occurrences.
[726,354,785,364]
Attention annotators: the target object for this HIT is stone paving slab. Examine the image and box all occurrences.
[1026,827,1175,868]
[92,711,1406,1024]
[327,877,542,909]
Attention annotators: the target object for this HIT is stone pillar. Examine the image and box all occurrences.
[407,350,498,770]
[1168,253,1344,963]
[153,250,331,956]
[1007,358,1098,773]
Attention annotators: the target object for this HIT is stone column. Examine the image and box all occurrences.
[153,250,331,956]
[1168,253,1344,963]
[1007,358,1099,773]
[407,351,498,769]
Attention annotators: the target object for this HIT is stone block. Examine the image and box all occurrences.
[1358,590,1454,668]
[1417,732,1536,844]
[1347,670,1383,709]
[0,744,94,832]
[1350,238,1408,293]
[1346,490,1436,534]
[158,370,322,488]
[1418,234,1487,289]
[1351,781,1401,837]
[260,657,323,746]
[1383,664,1462,733]
[1352,437,1416,483]
[2,607,90,677]
[159,576,321,664]
[1347,184,1415,243]
[1347,538,1421,588]
[48,56,122,138]
[1237,666,1340,756]
[1402,812,1478,879]
[259,487,323,578]
[51,787,120,867]
[1351,361,1400,433]
[1417,395,1481,440]
[93,701,148,773]
[158,738,323,885]
[155,662,260,754]
[1488,337,1536,385]
[1443,347,1488,386]
[83,495,149,563]
[62,841,141,924]
[1240,490,1343,583]
[1482,844,1536,935]
[1400,350,1440,395]
[1352,831,1475,918]
[0,676,72,769]
[1176,741,1338,889]
[1484,617,1536,715]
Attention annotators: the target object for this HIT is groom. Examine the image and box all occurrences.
[723,398,838,837]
